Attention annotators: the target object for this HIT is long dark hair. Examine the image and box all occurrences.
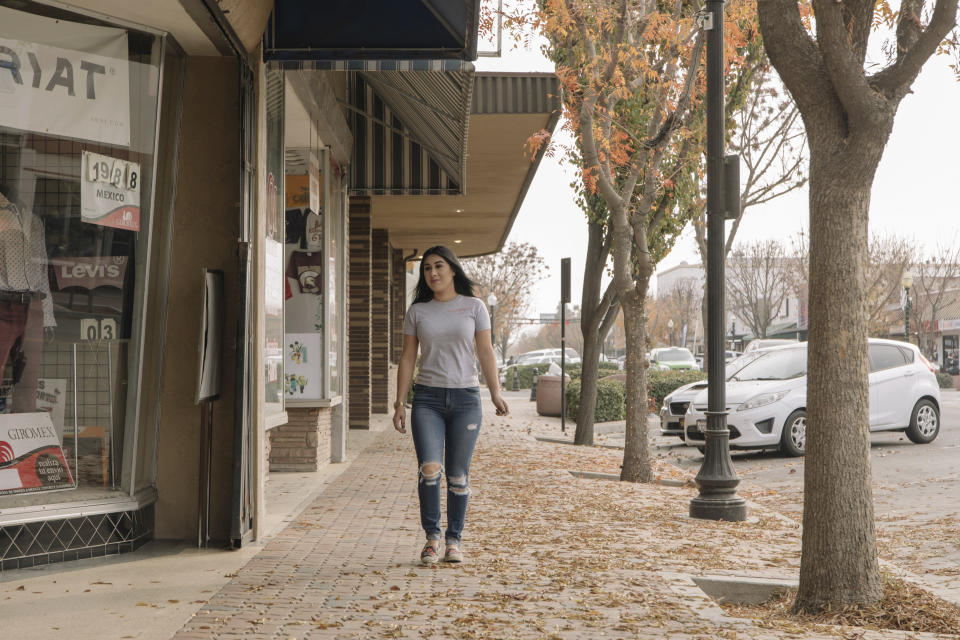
[412,245,476,304]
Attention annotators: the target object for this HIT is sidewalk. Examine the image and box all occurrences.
[2,393,955,639]
[166,393,912,639]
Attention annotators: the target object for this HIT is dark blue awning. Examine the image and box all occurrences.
[264,0,480,62]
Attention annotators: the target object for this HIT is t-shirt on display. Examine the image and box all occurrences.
[286,251,323,294]
[402,295,490,388]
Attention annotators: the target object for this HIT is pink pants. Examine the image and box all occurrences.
[0,299,42,413]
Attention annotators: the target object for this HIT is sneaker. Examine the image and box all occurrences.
[420,541,440,565]
[443,543,463,563]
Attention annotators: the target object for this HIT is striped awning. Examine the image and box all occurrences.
[278,60,475,196]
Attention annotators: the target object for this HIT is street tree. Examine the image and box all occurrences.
[913,240,960,355]
[757,0,959,612]
[519,0,761,482]
[463,242,548,360]
[726,239,792,339]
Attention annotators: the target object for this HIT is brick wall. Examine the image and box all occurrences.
[267,407,332,471]
[348,197,371,429]
[371,228,390,413]
[391,248,405,364]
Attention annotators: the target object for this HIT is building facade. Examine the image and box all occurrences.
[0,0,559,570]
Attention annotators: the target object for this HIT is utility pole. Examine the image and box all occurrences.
[690,0,747,521]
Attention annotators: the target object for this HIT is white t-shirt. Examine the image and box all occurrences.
[402,295,490,388]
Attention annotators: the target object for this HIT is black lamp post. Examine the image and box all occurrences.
[901,270,912,344]
[668,318,675,346]
[689,0,747,522]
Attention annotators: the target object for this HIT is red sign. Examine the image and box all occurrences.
[0,413,74,495]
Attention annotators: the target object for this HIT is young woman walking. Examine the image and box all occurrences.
[393,245,508,565]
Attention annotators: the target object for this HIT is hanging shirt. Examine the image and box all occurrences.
[303,210,323,251]
[0,199,56,327]
[285,251,323,294]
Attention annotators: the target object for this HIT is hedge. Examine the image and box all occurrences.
[936,372,954,389]
[647,369,706,407]
[565,378,626,422]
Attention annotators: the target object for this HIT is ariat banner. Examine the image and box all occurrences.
[0,5,130,146]
[0,412,74,495]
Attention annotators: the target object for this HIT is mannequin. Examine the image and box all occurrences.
[0,186,56,413]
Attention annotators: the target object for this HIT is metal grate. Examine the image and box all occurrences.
[0,504,152,571]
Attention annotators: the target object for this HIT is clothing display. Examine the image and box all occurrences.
[303,210,322,251]
[285,208,305,245]
[285,251,323,294]
[0,191,54,414]
[0,194,55,327]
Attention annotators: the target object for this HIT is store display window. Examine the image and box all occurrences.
[0,2,163,503]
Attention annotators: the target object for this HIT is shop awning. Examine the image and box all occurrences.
[264,0,480,62]
[281,60,475,195]
[370,72,562,257]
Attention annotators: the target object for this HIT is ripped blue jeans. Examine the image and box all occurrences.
[410,384,482,544]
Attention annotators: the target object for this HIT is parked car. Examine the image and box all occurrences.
[649,347,699,371]
[659,349,772,439]
[683,339,941,456]
[742,338,797,353]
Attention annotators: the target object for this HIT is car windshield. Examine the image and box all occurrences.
[725,352,764,379]
[731,347,807,381]
[655,348,695,363]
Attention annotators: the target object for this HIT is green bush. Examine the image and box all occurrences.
[936,371,954,389]
[501,364,547,389]
[565,377,626,422]
[647,369,707,407]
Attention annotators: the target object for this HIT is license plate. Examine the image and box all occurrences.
[696,419,707,432]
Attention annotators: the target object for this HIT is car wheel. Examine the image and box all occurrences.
[779,410,806,457]
[905,399,940,444]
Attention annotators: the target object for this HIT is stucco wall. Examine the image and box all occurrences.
[154,57,241,541]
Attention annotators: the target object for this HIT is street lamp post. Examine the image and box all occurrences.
[487,293,498,355]
[668,318,675,346]
[901,270,913,344]
[689,0,747,522]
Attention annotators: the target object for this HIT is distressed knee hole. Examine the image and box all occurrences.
[466,423,478,430]
[419,462,442,486]
[448,474,470,496]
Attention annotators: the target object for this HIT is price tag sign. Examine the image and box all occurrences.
[81,151,141,231]
[79,318,118,341]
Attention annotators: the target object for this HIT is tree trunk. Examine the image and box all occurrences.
[574,218,612,445]
[794,135,886,611]
[621,286,652,483]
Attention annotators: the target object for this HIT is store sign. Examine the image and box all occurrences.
[0,412,74,495]
[51,256,128,290]
[81,151,141,230]
[0,25,130,146]
[939,319,960,332]
[286,174,309,208]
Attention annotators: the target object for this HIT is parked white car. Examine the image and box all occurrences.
[683,339,941,456]
[659,350,773,439]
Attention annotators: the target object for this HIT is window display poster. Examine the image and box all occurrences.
[0,412,74,495]
[284,333,323,401]
[36,378,66,441]
[0,7,131,147]
[309,152,321,214]
[81,151,141,231]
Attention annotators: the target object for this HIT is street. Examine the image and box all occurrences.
[593,389,960,595]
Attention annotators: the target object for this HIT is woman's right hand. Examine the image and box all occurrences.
[393,406,406,434]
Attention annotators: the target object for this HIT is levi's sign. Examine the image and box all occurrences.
[0,18,130,146]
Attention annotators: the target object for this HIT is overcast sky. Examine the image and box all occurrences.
[475,24,960,316]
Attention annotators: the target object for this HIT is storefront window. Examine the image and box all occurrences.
[0,2,162,503]
[263,68,285,422]
[327,172,345,396]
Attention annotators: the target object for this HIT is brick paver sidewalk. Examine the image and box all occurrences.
[173,398,851,639]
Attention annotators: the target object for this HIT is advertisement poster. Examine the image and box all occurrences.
[284,333,323,401]
[0,412,74,495]
[0,6,130,146]
[81,151,141,231]
[35,378,66,441]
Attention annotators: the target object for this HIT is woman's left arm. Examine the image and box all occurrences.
[476,329,509,416]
